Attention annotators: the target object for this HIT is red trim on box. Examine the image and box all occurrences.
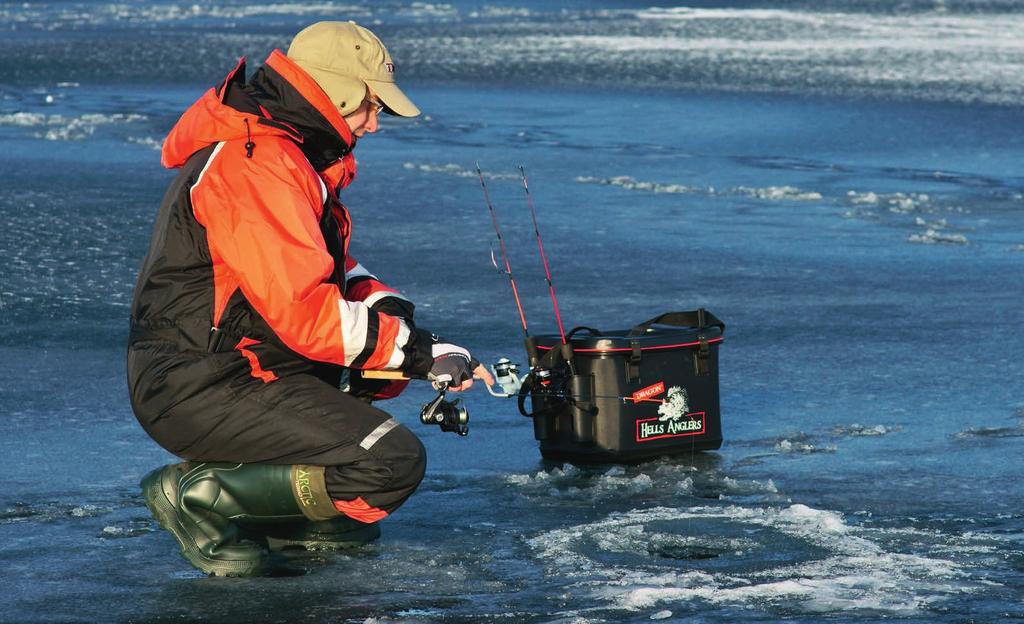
[536,337,723,354]
[635,412,707,442]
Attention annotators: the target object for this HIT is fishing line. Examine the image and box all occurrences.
[495,387,666,405]
[519,165,567,344]
[477,163,529,337]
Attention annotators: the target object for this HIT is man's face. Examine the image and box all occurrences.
[343,92,382,137]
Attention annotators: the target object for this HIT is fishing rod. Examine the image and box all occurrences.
[362,166,581,434]
[519,165,566,345]
[364,358,675,407]
[477,163,529,340]
[363,165,537,438]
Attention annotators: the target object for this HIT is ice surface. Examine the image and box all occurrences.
[1,2,1022,622]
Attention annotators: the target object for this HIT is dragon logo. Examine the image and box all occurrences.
[657,386,690,422]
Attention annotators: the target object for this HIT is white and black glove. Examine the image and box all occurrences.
[428,343,480,390]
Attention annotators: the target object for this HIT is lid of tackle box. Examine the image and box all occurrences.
[532,310,725,354]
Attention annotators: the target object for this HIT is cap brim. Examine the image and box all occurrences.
[366,79,420,117]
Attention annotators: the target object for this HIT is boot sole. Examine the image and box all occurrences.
[263,522,382,552]
[141,467,263,577]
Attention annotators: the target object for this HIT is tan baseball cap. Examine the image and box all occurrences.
[287,21,420,118]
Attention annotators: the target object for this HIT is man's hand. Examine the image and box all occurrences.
[451,362,496,392]
[429,343,495,392]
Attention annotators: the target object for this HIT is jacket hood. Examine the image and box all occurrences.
[160,58,297,169]
[161,52,358,190]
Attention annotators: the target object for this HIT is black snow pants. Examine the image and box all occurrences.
[127,330,426,520]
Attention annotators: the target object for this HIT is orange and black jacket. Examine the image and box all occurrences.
[128,51,432,417]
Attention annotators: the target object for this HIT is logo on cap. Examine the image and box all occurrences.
[385,62,395,73]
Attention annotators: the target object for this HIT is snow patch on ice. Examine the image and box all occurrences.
[1,501,115,523]
[733,185,822,201]
[0,112,147,141]
[635,7,830,25]
[955,425,1024,439]
[832,423,898,437]
[505,464,656,500]
[846,190,931,214]
[848,191,879,205]
[397,3,458,18]
[403,162,519,180]
[127,136,162,150]
[779,504,848,534]
[841,190,978,248]
[395,608,445,617]
[0,112,49,126]
[575,175,821,201]
[5,3,373,26]
[915,216,946,229]
[506,461,783,505]
[575,175,703,195]
[775,439,837,454]
[505,463,580,487]
[907,229,968,245]
[721,476,778,495]
[528,504,971,616]
[469,7,532,18]
[100,522,151,538]
[71,504,100,517]
[747,425,897,454]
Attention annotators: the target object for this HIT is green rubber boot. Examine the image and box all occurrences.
[141,462,348,577]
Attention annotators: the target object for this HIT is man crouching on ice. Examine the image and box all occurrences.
[127,20,493,576]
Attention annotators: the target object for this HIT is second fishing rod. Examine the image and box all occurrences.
[476,163,598,446]
[476,164,576,381]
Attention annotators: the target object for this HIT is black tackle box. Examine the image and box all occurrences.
[520,310,725,463]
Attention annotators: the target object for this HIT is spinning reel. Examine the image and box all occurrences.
[418,357,529,436]
[486,357,525,397]
[366,357,532,437]
[419,382,470,436]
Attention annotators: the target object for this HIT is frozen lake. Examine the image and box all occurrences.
[1,1,1022,622]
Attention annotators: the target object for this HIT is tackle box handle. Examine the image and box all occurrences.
[626,309,725,337]
[565,326,602,340]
